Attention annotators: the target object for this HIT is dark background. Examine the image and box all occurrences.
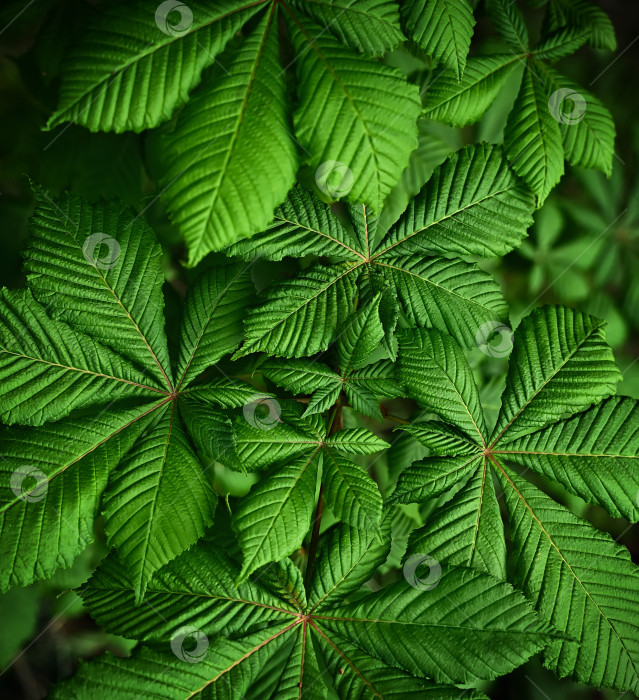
[0,1,637,698]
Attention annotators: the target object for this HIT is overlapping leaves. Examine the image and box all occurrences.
[45,0,615,260]
[51,522,552,698]
[0,188,255,600]
[46,0,429,264]
[230,143,535,357]
[393,305,639,694]
[259,288,406,421]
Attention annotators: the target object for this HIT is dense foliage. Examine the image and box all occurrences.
[0,0,637,698]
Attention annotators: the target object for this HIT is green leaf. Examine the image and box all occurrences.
[322,448,383,531]
[378,120,462,235]
[487,0,529,51]
[81,543,292,641]
[228,147,535,357]
[304,382,343,417]
[178,378,260,470]
[233,402,326,472]
[398,328,486,442]
[344,360,404,420]
[0,402,157,591]
[51,535,550,697]
[288,0,404,56]
[348,201,379,257]
[336,295,385,374]
[24,189,172,385]
[394,304,639,693]
[402,0,475,80]
[261,358,340,393]
[357,262,400,354]
[156,7,298,265]
[496,396,639,521]
[504,62,564,204]
[0,188,261,599]
[288,12,421,211]
[249,623,325,699]
[542,65,615,176]
[52,622,300,700]
[178,399,240,470]
[325,429,388,455]
[227,183,363,262]
[391,454,482,504]
[47,1,264,132]
[261,359,342,419]
[314,632,486,698]
[308,519,391,610]
[491,306,621,443]
[102,404,217,600]
[176,264,254,388]
[423,55,522,127]
[232,453,320,581]
[236,263,359,358]
[256,558,307,611]
[533,27,590,62]
[317,566,551,685]
[400,422,479,456]
[347,359,403,398]
[181,378,264,408]
[545,0,616,52]
[494,460,639,693]
[343,380,385,420]
[379,144,535,258]
[377,254,508,349]
[406,461,507,578]
[0,289,164,426]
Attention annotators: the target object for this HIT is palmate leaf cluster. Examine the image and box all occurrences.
[2,0,637,697]
[230,143,535,356]
[51,531,552,699]
[0,189,258,601]
[3,180,639,697]
[393,305,639,693]
[45,0,615,264]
